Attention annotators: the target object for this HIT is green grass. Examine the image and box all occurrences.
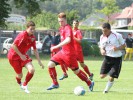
[0,55,133,100]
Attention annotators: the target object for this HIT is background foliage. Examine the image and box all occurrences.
[1,0,133,29]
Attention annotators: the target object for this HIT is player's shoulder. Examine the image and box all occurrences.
[18,31,27,36]
[112,31,121,36]
[100,34,104,39]
[111,31,123,39]
[77,29,82,33]
[15,31,25,38]
[65,24,72,30]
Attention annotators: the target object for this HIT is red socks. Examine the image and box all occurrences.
[60,64,67,75]
[83,65,91,76]
[23,72,34,86]
[16,77,21,85]
[76,70,91,86]
[48,67,58,85]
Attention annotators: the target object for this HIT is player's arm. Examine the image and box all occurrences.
[100,47,106,55]
[74,37,81,44]
[51,37,71,52]
[33,49,44,69]
[74,30,82,44]
[11,44,27,61]
[113,34,126,51]
[99,38,106,55]
[113,44,125,51]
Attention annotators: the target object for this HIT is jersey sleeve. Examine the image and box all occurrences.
[118,33,125,45]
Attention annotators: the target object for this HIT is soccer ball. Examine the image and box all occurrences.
[74,86,86,96]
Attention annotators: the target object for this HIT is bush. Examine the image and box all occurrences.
[81,39,90,56]
[91,45,101,56]
[81,40,100,56]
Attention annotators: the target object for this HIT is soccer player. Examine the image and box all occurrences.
[99,23,125,94]
[7,21,44,93]
[47,12,94,91]
[50,31,68,78]
[124,33,133,60]
[59,20,93,80]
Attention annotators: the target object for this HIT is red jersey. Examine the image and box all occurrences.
[8,31,36,60]
[73,28,83,52]
[59,24,75,55]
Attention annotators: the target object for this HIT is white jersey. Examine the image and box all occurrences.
[100,32,125,57]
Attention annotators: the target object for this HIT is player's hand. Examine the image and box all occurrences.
[100,48,106,55]
[50,46,57,52]
[112,46,118,51]
[20,55,27,61]
[38,61,44,69]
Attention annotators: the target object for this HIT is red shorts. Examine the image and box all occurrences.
[76,51,84,63]
[51,51,78,70]
[51,45,61,57]
[8,56,32,74]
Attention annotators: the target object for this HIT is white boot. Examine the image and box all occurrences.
[21,84,30,94]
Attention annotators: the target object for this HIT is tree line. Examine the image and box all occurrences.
[0,0,133,29]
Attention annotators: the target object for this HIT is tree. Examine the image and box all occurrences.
[26,10,79,30]
[96,0,119,23]
[0,0,11,28]
[13,0,52,17]
[65,10,79,26]
[116,0,133,9]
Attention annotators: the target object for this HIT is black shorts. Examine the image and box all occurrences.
[100,56,122,78]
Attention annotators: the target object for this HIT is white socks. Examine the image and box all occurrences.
[104,81,114,92]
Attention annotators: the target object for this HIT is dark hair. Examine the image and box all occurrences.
[102,23,111,30]
[73,19,79,23]
[128,33,131,36]
[26,21,35,28]
[58,12,66,19]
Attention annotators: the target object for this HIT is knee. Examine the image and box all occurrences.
[72,68,80,74]
[29,68,35,74]
[109,77,114,82]
[100,74,106,79]
[48,61,56,68]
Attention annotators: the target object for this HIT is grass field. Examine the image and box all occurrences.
[0,55,133,100]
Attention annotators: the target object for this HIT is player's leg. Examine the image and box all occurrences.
[79,62,93,80]
[47,60,59,90]
[59,64,68,80]
[129,49,132,60]
[21,62,35,93]
[100,57,110,79]
[103,77,114,94]
[124,53,128,60]
[78,52,94,80]
[23,62,35,86]
[9,59,23,85]
[100,57,111,93]
[16,73,23,85]
[47,51,64,90]
[124,48,129,60]
[72,68,94,92]
[103,57,122,94]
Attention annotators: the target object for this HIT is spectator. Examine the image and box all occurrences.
[12,30,18,41]
[124,33,133,60]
